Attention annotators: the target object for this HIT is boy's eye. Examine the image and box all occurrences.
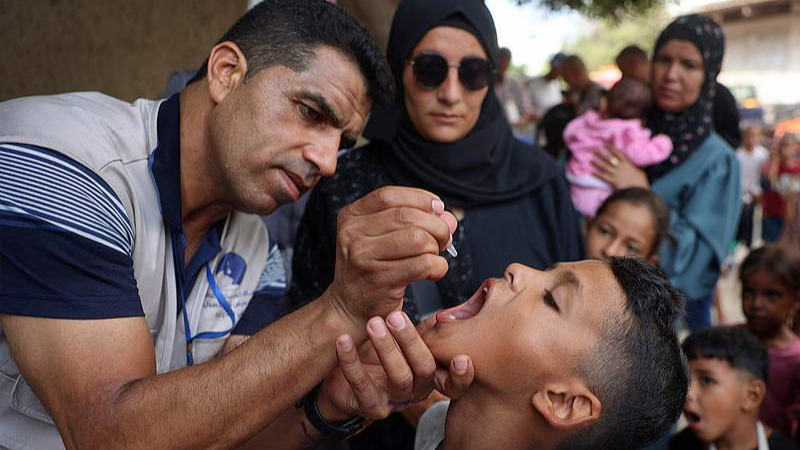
[543,290,560,312]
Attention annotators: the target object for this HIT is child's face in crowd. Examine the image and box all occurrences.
[742,268,798,338]
[422,261,623,397]
[585,201,657,261]
[778,137,799,161]
[684,358,762,443]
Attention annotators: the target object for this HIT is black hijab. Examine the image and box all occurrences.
[362,0,552,208]
[646,14,726,180]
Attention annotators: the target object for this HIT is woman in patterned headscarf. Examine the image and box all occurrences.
[592,15,741,331]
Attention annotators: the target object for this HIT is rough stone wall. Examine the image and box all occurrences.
[1,0,247,102]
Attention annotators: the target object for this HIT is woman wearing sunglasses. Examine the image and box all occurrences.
[286,0,582,447]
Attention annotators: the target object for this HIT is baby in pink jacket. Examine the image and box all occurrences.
[565,78,672,217]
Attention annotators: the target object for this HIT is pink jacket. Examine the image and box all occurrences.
[565,110,673,182]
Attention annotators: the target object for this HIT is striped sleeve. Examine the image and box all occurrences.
[0,143,142,319]
[232,243,288,335]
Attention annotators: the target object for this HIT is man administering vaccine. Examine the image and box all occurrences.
[0,1,473,449]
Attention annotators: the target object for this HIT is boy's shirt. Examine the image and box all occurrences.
[669,426,799,450]
[414,401,450,450]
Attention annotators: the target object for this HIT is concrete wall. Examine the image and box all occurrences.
[337,0,401,52]
[710,1,800,106]
[1,0,247,102]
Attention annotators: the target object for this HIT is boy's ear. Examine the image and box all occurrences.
[206,41,248,105]
[532,382,601,431]
[741,378,767,412]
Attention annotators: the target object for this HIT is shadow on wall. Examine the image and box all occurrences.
[0,0,247,102]
[337,0,403,52]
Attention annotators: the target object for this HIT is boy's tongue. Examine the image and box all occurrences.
[436,286,487,323]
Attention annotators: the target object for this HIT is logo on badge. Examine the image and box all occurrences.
[216,252,247,288]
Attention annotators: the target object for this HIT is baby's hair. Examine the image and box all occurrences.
[682,326,769,382]
[607,78,653,119]
[593,188,670,256]
[739,244,800,295]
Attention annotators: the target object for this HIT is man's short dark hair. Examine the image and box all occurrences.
[616,45,648,63]
[188,0,394,105]
[498,47,512,61]
[563,54,587,71]
[558,257,688,450]
[682,326,769,382]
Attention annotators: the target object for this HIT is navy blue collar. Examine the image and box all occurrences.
[150,93,223,292]
[151,94,183,230]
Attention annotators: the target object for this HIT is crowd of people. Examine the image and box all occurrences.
[0,0,798,449]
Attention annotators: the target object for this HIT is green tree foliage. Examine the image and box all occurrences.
[515,0,673,20]
[562,7,671,72]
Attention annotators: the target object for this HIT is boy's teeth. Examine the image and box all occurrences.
[436,312,458,323]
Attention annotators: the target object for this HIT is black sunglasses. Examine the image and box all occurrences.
[408,52,494,91]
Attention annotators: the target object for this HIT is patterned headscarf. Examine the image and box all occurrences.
[646,14,725,180]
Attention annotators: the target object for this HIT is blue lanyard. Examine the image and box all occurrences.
[181,263,237,366]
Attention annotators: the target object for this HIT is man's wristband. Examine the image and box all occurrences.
[298,384,365,439]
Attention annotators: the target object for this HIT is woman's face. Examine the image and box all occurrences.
[403,26,489,143]
[652,39,705,113]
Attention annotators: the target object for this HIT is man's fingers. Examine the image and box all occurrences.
[434,355,474,400]
[360,228,443,261]
[345,186,444,217]
[350,206,452,242]
[336,334,384,418]
[367,317,414,405]
[440,211,457,236]
[385,311,436,402]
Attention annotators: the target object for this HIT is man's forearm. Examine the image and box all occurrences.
[80,297,358,450]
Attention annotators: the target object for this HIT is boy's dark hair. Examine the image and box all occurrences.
[593,188,671,255]
[616,45,648,63]
[682,326,769,382]
[188,0,394,105]
[739,244,800,294]
[557,257,688,450]
[563,54,587,71]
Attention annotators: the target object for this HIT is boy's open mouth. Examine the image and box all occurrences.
[435,281,489,323]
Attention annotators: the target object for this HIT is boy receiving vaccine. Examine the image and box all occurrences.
[670,326,799,450]
[390,257,687,450]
